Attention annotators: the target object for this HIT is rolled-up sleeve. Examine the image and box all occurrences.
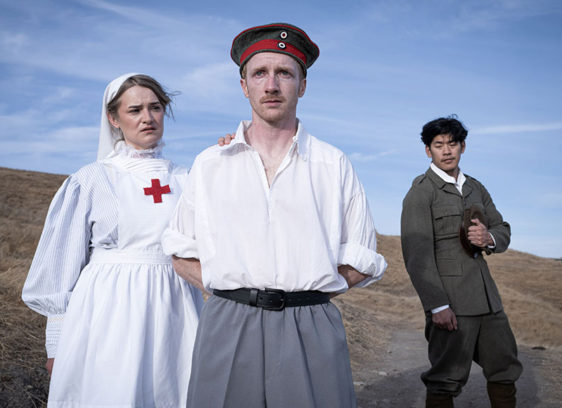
[338,158,387,287]
[21,176,91,357]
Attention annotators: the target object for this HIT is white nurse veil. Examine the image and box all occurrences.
[97,73,140,160]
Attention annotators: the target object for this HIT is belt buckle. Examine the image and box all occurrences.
[262,288,286,311]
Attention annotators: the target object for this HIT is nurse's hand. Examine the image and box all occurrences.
[172,256,209,295]
[46,358,54,376]
[218,133,236,146]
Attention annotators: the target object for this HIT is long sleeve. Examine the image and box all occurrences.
[22,175,91,357]
[479,182,511,254]
[401,182,449,312]
[338,156,387,287]
[161,168,199,259]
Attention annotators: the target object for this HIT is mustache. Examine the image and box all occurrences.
[260,96,285,103]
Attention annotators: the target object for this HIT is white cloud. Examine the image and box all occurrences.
[2,126,98,154]
[356,0,562,39]
[0,110,37,131]
[0,102,93,141]
[1,32,28,48]
[80,0,183,28]
[453,0,562,35]
[0,1,238,83]
[536,192,562,209]
[472,122,562,135]
[177,62,241,110]
[349,150,396,163]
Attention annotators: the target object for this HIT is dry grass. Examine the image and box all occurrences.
[1,167,66,407]
[1,166,561,407]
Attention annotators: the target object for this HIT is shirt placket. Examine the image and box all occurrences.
[248,142,297,222]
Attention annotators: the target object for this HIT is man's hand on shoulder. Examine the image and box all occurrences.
[432,307,458,331]
[467,218,494,248]
[218,133,236,146]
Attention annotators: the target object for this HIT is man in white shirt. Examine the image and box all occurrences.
[162,23,386,407]
[400,116,522,407]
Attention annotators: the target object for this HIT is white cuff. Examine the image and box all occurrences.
[487,233,497,249]
[431,305,450,314]
[46,314,65,358]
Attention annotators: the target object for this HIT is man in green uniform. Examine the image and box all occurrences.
[401,116,522,407]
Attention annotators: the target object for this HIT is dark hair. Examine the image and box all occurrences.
[420,115,468,146]
[107,74,175,120]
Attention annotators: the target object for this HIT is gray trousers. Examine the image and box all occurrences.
[422,310,523,396]
[187,295,357,408]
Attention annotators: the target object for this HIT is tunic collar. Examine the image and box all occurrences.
[430,162,466,194]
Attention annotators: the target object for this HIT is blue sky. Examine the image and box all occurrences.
[1,0,561,258]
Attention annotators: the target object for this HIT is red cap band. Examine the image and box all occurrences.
[240,39,307,67]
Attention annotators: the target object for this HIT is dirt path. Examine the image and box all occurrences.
[354,329,561,408]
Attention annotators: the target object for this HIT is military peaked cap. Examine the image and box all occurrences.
[230,23,320,74]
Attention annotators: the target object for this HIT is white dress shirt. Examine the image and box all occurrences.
[162,120,387,293]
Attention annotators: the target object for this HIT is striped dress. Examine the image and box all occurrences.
[22,151,203,408]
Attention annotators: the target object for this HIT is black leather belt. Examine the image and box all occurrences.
[213,288,330,311]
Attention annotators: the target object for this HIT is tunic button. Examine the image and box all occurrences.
[278,42,286,49]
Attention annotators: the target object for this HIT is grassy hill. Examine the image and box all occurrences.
[1,166,560,407]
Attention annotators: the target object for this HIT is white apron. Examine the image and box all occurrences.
[48,160,202,408]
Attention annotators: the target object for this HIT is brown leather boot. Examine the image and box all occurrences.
[426,392,454,408]
[487,382,516,408]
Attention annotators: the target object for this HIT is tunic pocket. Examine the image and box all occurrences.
[436,258,462,276]
[432,205,462,237]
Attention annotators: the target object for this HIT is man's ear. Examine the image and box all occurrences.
[107,112,119,129]
[298,78,307,98]
[425,145,432,159]
[460,141,466,154]
[240,78,249,98]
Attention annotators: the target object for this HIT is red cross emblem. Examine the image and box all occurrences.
[143,179,171,203]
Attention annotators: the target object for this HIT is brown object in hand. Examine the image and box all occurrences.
[459,205,487,256]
